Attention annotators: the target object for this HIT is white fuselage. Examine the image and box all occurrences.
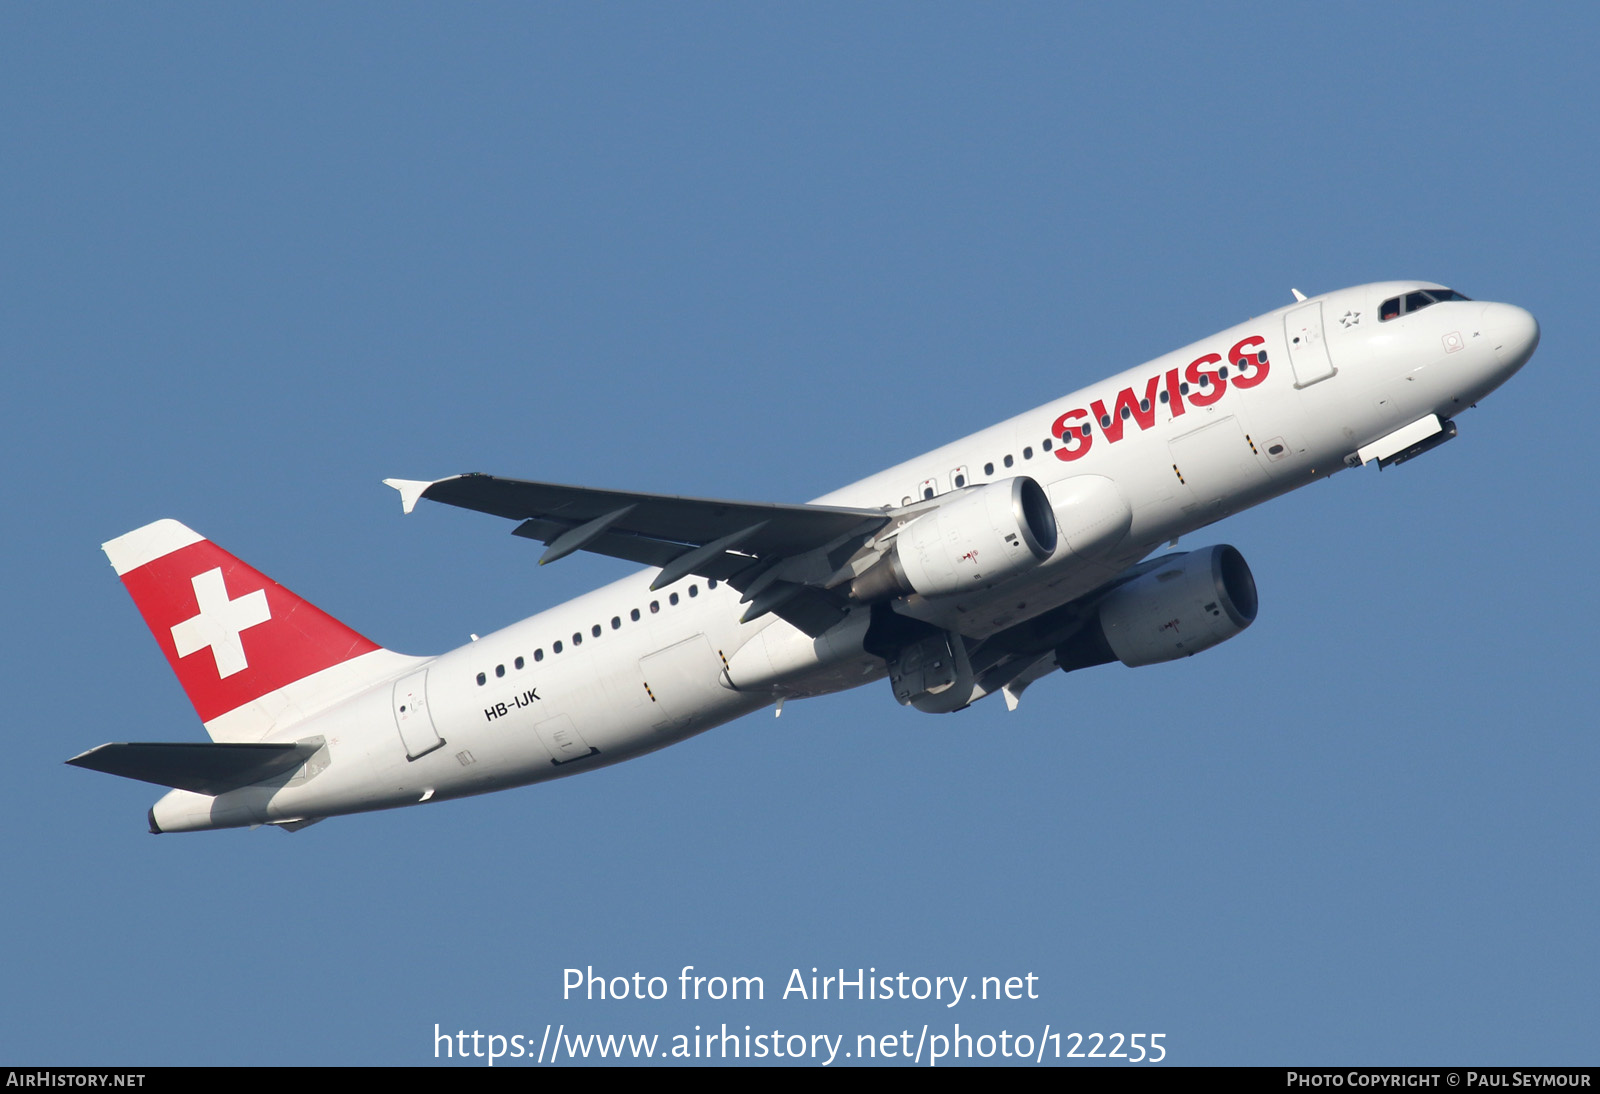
[149,282,1539,832]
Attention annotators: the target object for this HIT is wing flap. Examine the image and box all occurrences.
[762,586,849,636]
[510,519,694,569]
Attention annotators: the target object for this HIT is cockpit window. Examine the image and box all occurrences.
[1380,288,1471,321]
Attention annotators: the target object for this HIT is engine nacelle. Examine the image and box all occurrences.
[851,477,1058,602]
[1097,545,1258,666]
[1055,545,1258,672]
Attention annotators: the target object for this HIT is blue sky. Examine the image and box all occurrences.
[3,4,1594,1066]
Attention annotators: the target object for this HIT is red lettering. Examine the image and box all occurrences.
[1230,335,1270,389]
[1052,409,1093,461]
[1124,374,1161,432]
[1184,352,1226,407]
[1091,375,1161,444]
[1051,334,1266,450]
[1164,368,1187,418]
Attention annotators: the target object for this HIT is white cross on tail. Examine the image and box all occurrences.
[169,568,271,678]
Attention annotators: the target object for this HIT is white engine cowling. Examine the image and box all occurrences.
[1097,545,1258,667]
[852,478,1058,602]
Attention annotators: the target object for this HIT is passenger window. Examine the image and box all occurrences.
[689,585,698,597]
[476,672,486,686]
[1022,446,1032,460]
[573,632,582,646]
[591,624,601,637]
[495,664,505,678]
[534,649,544,662]
[611,616,621,629]
[553,641,563,654]
[983,463,994,476]
[669,592,679,606]
[1003,454,1014,468]
[708,579,718,589]
[1041,439,1052,452]
[650,601,660,614]
[514,656,524,670]
[631,608,641,621]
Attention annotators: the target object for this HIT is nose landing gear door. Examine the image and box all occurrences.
[1284,301,1337,388]
[393,669,445,761]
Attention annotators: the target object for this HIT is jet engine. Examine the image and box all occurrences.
[851,477,1058,602]
[1055,545,1258,671]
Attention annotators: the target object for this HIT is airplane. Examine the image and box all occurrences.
[70,281,1540,833]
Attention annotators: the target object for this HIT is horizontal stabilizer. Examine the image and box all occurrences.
[67,741,321,796]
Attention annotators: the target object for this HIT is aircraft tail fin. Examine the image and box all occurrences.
[103,519,418,741]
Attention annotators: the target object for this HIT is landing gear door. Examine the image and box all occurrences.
[393,669,445,761]
[1284,302,1336,387]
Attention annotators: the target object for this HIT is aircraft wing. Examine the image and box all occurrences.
[386,474,890,636]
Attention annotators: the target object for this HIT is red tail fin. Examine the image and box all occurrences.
[105,520,384,728]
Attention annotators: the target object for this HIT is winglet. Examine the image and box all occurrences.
[383,478,442,515]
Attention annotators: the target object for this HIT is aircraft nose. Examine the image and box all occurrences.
[1482,302,1540,373]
